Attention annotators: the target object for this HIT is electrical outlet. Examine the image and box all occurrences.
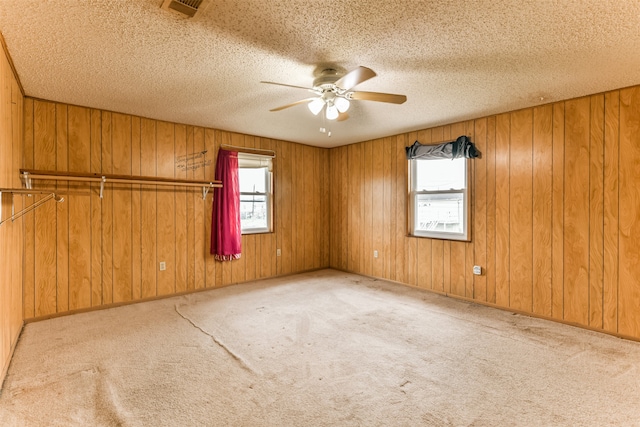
[473,265,482,275]
[159,261,166,271]
[373,250,378,258]
[276,248,281,257]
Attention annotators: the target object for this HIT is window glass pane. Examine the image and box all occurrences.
[239,167,266,193]
[240,194,267,230]
[415,158,465,191]
[415,193,464,234]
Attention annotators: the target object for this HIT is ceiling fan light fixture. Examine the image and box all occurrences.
[326,102,339,120]
[334,96,350,113]
[308,98,325,115]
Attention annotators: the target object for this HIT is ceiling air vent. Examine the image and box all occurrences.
[161,0,209,18]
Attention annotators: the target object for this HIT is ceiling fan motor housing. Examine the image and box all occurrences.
[313,68,341,89]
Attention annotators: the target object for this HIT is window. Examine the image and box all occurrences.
[409,157,470,241]
[238,153,273,234]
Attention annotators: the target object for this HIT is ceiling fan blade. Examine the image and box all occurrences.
[261,81,315,92]
[337,112,349,122]
[269,98,317,112]
[350,91,407,104]
[335,66,377,90]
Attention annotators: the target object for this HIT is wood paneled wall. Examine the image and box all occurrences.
[0,44,24,386]
[329,87,640,340]
[22,99,330,320]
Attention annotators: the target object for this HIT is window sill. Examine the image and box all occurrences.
[407,233,471,242]
[241,230,274,236]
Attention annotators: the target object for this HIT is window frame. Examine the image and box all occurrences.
[408,157,471,241]
[238,153,273,235]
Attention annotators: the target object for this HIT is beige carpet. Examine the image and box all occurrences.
[1,269,640,426]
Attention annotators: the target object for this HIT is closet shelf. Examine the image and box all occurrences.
[20,169,222,200]
[0,188,64,226]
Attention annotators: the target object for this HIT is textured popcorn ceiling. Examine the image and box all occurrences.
[1,1,640,147]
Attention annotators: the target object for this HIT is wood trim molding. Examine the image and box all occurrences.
[0,323,23,389]
[0,31,25,96]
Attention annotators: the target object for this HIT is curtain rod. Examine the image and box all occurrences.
[220,144,276,158]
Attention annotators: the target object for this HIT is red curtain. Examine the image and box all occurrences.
[210,149,242,261]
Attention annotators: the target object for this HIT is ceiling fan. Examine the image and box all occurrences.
[261,66,407,121]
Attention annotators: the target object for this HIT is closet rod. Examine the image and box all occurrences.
[20,169,222,200]
[0,188,64,226]
[220,144,276,158]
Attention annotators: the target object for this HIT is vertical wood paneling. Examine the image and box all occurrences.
[101,111,113,305]
[332,147,347,269]
[204,129,218,288]
[174,124,188,292]
[431,239,444,292]
[382,138,392,280]
[90,109,102,307]
[329,147,338,269]
[185,126,195,290]
[389,138,397,282]
[563,97,590,325]
[589,95,605,329]
[68,106,91,310]
[0,62,9,378]
[443,240,451,293]
[156,121,175,295]
[22,98,35,319]
[394,135,406,284]
[449,241,465,296]
[509,109,533,312]
[348,144,361,272]
[551,103,565,320]
[486,116,497,303]
[532,105,553,316]
[291,142,302,272]
[363,141,373,277]
[140,118,157,298]
[618,87,640,338]
[312,142,320,273]
[131,116,142,299]
[371,139,384,279]
[11,78,23,345]
[33,100,57,317]
[111,113,132,303]
[473,118,487,301]
[321,148,330,267]
[1,52,23,386]
[602,91,619,333]
[494,114,510,307]
[193,127,205,289]
[55,104,69,313]
[463,121,475,298]
[302,144,313,272]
